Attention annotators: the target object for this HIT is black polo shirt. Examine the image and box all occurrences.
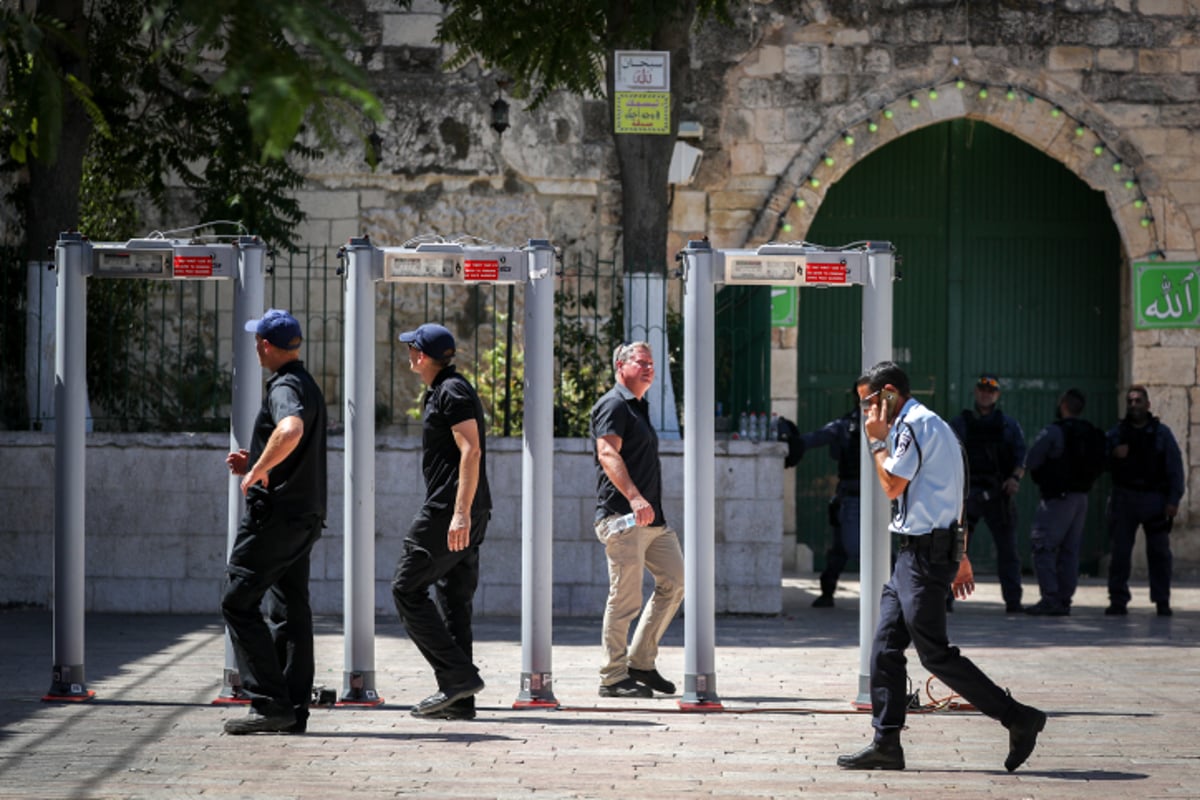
[250,360,327,517]
[420,365,491,514]
[590,382,664,525]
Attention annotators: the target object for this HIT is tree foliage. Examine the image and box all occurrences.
[430,0,730,107]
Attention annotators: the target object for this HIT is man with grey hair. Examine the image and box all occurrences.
[589,341,684,698]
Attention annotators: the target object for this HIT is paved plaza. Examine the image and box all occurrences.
[1,574,1197,799]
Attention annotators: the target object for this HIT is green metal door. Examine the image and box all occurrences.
[794,119,1119,577]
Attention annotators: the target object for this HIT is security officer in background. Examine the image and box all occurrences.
[1025,389,1103,616]
[837,361,1046,772]
[1104,385,1185,617]
[791,379,868,608]
[949,373,1027,613]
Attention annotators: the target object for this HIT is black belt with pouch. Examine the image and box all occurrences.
[897,522,965,565]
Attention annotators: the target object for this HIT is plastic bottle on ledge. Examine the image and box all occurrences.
[769,412,780,441]
[607,512,637,535]
[738,411,749,440]
[750,412,762,442]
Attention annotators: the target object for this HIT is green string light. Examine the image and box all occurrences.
[1113,161,1123,172]
[955,78,965,90]
[1134,197,1145,209]
[1051,106,1062,117]
[1006,87,1016,101]
[1074,126,1085,137]
[782,222,794,233]
[809,176,820,188]
[868,121,879,132]
[883,109,894,120]
[978,86,989,99]
[795,198,807,209]
[843,132,855,145]
[1093,145,1104,156]
[929,89,939,100]
[1124,179,1136,190]
[823,155,835,167]
[909,95,920,108]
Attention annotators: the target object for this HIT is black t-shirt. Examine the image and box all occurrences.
[420,365,491,514]
[590,383,664,525]
[250,360,327,516]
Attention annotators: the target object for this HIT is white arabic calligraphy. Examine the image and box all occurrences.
[1144,272,1197,320]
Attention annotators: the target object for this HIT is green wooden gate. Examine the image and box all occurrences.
[793,119,1120,577]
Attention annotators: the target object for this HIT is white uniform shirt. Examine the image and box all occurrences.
[883,398,965,535]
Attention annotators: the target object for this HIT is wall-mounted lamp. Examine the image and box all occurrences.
[490,95,510,135]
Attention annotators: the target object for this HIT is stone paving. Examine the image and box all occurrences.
[1,574,1197,799]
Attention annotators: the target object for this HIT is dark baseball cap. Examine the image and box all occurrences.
[399,323,456,359]
[977,373,1000,390]
[244,309,302,350]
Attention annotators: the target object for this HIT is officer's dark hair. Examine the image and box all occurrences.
[1128,384,1150,403]
[1060,388,1086,416]
[859,361,911,397]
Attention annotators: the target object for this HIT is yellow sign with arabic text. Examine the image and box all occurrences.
[615,92,671,135]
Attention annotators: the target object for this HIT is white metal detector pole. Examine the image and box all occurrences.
[680,239,722,709]
[340,236,383,705]
[855,248,895,708]
[216,237,266,702]
[45,232,92,701]
[514,240,558,708]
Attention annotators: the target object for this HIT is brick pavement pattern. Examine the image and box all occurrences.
[1,577,1197,799]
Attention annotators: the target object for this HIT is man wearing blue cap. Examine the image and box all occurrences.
[392,323,490,720]
[222,309,327,735]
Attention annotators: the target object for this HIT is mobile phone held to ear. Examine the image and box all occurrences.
[882,389,899,419]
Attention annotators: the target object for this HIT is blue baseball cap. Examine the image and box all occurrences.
[399,323,456,359]
[244,308,302,350]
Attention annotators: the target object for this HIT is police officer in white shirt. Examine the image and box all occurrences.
[836,361,1046,773]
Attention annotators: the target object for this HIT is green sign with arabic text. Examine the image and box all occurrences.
[1133,261,1200,329]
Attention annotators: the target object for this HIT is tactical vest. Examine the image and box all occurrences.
[960,409,1014,489]
[1030,417,1102,497]
[1111,417,1169,491]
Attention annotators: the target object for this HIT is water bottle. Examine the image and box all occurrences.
[607,512,637,535]
[738,411,749,439]
[769,412,780,441]
[750,412,762,442]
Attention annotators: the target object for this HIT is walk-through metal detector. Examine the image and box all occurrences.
[338,236,559,707]
[677,239,895,709]
[47,232,264,702]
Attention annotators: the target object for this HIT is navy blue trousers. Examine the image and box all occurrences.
[1107,488,1173,606]
[870,545,1014,744]
[964,488,1023,608]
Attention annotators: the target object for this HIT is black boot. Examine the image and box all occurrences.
[836,740,905,770]
[1002,699,1047,772]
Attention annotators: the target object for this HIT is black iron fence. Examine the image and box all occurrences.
[4,245,688,437]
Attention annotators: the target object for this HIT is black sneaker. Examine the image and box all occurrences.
[224,707,296,735]
[628,667,676,695]
[811,594,835,608]
[598,677,652,698]
[1157,602,1173,617]
[437,702,477,721]
[1104,603,1128,616]
[410,675,485,718]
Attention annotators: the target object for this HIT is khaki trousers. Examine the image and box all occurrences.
[594,516,685,685]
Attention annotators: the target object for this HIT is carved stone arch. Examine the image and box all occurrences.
[743,68,1191,263]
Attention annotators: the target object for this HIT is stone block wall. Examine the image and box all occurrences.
[0,432,784,616]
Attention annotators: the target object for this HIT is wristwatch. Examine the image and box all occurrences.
[868,439,887,454]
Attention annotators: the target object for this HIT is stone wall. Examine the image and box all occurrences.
[247,1,1200,566]
[0,432,784,616]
